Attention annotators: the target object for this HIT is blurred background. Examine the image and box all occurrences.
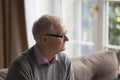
[0,0,120,69]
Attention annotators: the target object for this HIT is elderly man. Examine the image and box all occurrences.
[6,15,74,80]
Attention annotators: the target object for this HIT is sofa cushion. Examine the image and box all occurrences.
[0,68,8,80]
[71,50,118,80]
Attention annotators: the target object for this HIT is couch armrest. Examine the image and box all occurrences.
[0,68,8,80]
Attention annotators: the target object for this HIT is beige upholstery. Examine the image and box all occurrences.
[71,50,118,80]
[0,68,8,80]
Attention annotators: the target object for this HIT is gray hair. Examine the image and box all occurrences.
[32,15,61,43]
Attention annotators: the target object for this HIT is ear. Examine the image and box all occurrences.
[41,36,48,42]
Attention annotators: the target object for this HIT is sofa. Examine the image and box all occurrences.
[0,68,8,80]
[0,50,119,80]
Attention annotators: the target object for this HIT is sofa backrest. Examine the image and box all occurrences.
[71,50,118,80]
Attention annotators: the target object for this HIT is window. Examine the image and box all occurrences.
[75,0,97,56]
[62,0,99,57]
[104,0,120,52]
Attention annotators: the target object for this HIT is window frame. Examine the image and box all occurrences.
[103,0,120,51]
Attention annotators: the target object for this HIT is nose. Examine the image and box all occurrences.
[64,35,69,41]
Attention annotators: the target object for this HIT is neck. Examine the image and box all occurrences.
[36,44,56,61]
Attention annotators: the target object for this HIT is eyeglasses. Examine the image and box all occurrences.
[45,32,67,39]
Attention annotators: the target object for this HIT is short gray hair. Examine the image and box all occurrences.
[32,15,61,43]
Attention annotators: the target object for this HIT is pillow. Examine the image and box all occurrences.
[71,50,118,80]
[0,68,8,80]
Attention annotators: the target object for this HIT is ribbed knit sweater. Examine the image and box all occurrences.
[6,47,74,80]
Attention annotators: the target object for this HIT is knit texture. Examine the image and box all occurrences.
[6,47,74,80]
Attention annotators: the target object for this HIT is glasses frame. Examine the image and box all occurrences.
[45,32,67,39]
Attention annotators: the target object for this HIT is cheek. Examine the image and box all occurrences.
[59,41,66,48]
[49,39,65,49]
[54,41,63,49]
[56,41,62,47]
[49,40,61,48]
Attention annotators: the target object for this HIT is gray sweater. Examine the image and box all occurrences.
[6,47,74,80]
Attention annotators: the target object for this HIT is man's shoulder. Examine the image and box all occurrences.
[57,53,71,63]
[57,53,67,58]
[11,47,35,66]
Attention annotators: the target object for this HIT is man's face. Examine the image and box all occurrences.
[46,23,69,53]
